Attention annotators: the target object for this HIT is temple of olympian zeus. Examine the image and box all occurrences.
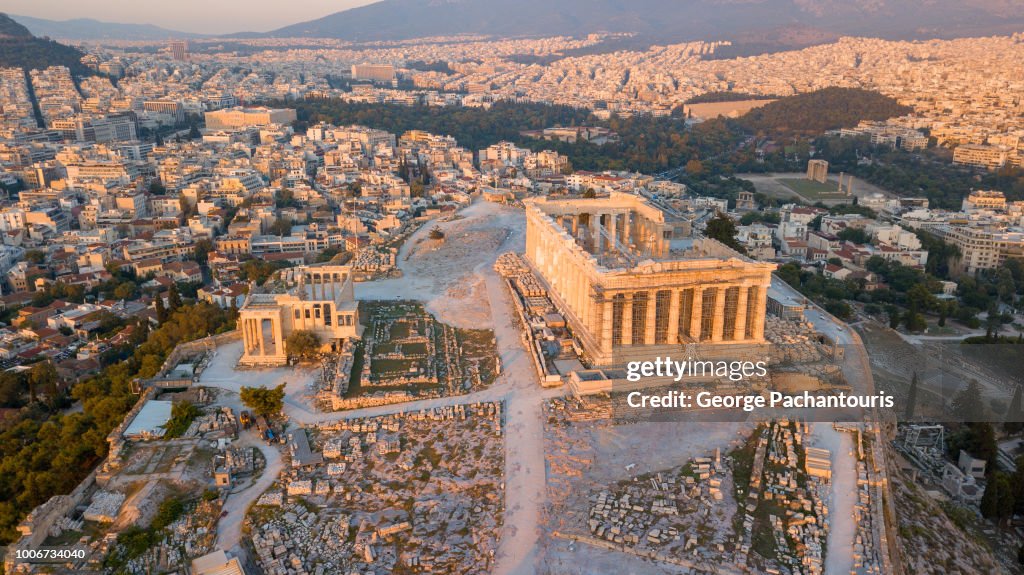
[237,264,362,366]
[524,192,776,366]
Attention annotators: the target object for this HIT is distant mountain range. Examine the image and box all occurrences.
[260,0,1024,45]
[12,14,204,41]
[10,0,1024,47]
[0,13,90,74]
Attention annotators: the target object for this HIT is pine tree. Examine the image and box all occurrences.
[155,296,168,324]
[1005,385,1024,434]
[888,307,901,329]
[980,472,1016,524]
[904,372,918,421]
[952,380,986,421]
[168,283,182,311]
[981,473,1001,519]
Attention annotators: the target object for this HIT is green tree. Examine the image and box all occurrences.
[705,213,746,254]
[240,384,286,418]
[23,250,46,264]
[836,227,869,244]
[951,380,986,422]
[113,282,138,301]
[154,297,168,325]
[887,305,901,329]
[152,496,185,529]
[985,302,1003,340]
[163,401,200,438]
[193,239,213,266]
[1006,385,1024,435]
[981,471,1016,524]
[269,217,292,237]
[906,284,938,313]
[285,330,321,361]
[168,284,182,311]
[904,372,918,421]
[0,371,25,407]
[275,188,299,208]
[903,304,926,332]
[27,361,57,404]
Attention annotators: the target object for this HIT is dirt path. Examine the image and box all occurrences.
[215,430,283,553]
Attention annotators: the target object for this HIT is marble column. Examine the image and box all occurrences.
[751,286,767,340]
[733,284,749,341]
[258,318,266,356]
[250,319,258,353]
[621,293,633,347]
[244,318,253,353]
[689,288,703,340]
[601,298,614,357]
[644,290,657,345]
[250,319,259,354]
[711,287,726,343]
[608,212,618,251]
[582,276,594,334]
[273,315,284,356]
[574,266,584,320]
[667,289,681,344]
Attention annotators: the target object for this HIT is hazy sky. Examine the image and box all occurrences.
[7,0,379,34]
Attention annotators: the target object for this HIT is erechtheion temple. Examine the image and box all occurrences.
[238,265,362,366]
[524,193,776,366]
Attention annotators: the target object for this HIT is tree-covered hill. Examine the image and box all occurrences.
[736,87,913,137]
[0,13,89,75]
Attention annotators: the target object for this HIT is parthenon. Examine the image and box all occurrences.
[524,193,776,366]
[238,264,362,366]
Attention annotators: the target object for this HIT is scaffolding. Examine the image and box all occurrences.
[631,291,649,345]
[745,286,759,339]
[722,287,740,341]
[677,289,694,341]
[654,290,672,344]
[700,288,716,341]
[611,294,625,346]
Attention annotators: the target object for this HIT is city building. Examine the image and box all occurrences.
[351,64,396,83]
[524,193,775,366]
[204,107,298,131]
[169,40,188,61]
[953,144,1010,169]
[934,224,1024,275]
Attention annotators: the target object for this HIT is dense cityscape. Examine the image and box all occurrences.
[0,3,1023,574]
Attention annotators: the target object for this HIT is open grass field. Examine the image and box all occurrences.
[778,177,846,201]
